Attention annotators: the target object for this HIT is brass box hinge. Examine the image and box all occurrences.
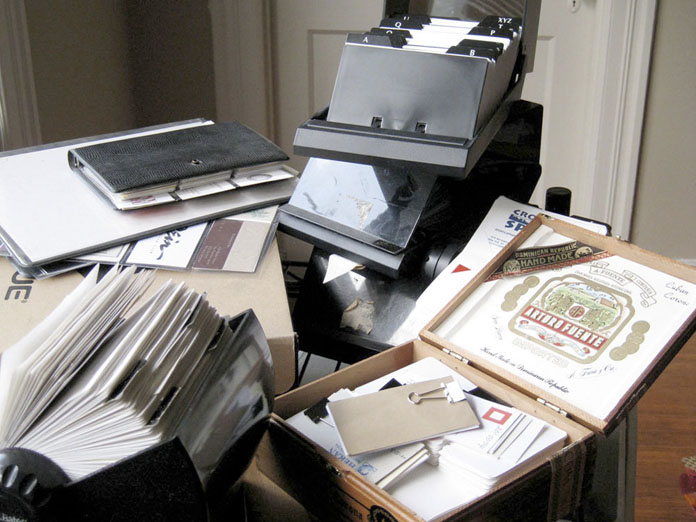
[536,397,568,416]
[442,347,469,364]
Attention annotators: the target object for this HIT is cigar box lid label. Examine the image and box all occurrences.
[432,221,696,424]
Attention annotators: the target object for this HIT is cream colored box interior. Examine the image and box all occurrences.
[261,338,592,521]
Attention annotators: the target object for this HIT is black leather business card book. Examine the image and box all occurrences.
[68,120,290,209]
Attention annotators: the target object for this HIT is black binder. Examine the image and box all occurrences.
[68,121,288,195]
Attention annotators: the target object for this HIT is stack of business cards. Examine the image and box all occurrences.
[438,393,566,491]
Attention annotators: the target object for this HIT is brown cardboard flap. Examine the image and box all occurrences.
[257,417,423,522]
[240,460,310,521]
[422,215,696,433]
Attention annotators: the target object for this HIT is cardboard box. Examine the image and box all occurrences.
[0,239,296,394]
[239,460,311,521]
[254,216,696,521]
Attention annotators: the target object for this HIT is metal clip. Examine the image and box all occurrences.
[536,397,568,416]
[408,381,466,405]
[408,383,447,404]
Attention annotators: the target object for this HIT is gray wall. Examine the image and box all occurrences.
[24,0,215,144]
[24,0,136,143]
[630,0,696,263]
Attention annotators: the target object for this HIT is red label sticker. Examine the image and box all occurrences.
[482,407,512,425]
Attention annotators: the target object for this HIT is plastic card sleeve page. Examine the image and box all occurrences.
[71,205,278,273]
[434,224,696,421]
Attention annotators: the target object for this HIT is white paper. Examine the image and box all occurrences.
[0,266,156,447]
[125,224,207,268]
[0,267,100,443]
[387,462,487,520]
[229,205,278,224]
[389,196,609,345]
[175,180,236,200]
[324,255,362,284]
[439,420,566,485]
[111,191,177,210]
[445,394,545,464]
[232,166,295,188]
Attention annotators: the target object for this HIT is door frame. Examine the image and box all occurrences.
[212,1,656,239]
[0,0,41,150]
[209,0,275,139]
[584,0,656,240]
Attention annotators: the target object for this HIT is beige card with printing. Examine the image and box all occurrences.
[327,376,479,456]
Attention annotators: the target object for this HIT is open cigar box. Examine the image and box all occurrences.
[254,215,696,521]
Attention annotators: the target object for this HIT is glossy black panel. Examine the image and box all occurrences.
[283,158,437,253]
